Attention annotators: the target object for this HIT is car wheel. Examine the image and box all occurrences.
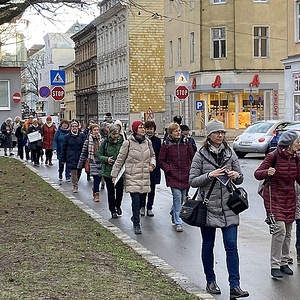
[236,151,246,158]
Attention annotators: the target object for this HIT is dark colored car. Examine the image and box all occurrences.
[269,122,300,152]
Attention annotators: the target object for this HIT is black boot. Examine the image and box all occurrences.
[206,281,221,294]
[230,287,249,299]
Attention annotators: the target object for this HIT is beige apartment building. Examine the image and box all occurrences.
[282,0,300,121]
[164,0,287,133]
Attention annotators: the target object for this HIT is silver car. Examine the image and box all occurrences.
[232,120,291,158]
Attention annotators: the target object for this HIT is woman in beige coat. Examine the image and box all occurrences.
[111,120,156,234]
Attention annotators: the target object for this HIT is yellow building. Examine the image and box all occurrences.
[164,0,287,134]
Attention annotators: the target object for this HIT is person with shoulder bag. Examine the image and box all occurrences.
[111,121,156,235]
[189,120,249,299]
[254,130,300,279]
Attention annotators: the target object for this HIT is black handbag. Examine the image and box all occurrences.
[180,179,216,227]
[227,182,249,215]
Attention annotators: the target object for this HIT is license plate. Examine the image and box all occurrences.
[240,141,252,146]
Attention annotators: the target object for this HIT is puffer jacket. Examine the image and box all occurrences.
[159,135,194,190]
[98,136,123,178]
[111,135,156,194]
[52,127,70,160]
[254,147,300,223]
[77,135,102,176]
[295,183,300,220]
[189,146,243,228]
[60,132,86,169]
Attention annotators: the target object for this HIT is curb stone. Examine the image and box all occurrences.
[25,161,215,300]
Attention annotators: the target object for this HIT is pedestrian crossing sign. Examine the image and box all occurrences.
[50,70,66,86]
[175,71,189,86]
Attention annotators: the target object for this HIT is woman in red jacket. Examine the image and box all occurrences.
[159,122,194,232]
[42,116,57,165]
[254,130,300,279]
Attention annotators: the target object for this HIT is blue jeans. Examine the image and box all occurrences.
[92,175,101,193]
[296,219,300,256]
[58,160,70,179]
[170,188,186,225]
[130,193,147,226]
[200,225,240,288]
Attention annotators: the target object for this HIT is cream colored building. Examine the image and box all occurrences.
[282,0,300,121]
[164,0,287,134]
[62,61,76,121]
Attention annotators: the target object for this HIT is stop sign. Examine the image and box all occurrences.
[12,92,21,103]
[176,86,189,99]
[51,86,65,101]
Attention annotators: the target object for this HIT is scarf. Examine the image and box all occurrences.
[133,133,145,144]
[88,134,101,161]
[208,141,225,165]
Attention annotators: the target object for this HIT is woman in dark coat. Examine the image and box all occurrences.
[27,118,43,166]
[1,117,13,156]
[254,130,300,279]
[158,122,194,232]
[142,120,161,217]
[61,120,86,193]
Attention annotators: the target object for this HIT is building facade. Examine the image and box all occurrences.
[164,0,287,134]
[71,23,98,126]
[282,0,300,121]
[96,0,165,131]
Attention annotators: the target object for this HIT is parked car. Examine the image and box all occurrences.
[269,122,300,152]
[232,120,292,158]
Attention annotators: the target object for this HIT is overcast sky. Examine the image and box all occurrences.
[22,5,98,48]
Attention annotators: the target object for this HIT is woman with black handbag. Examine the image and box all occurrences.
[189,120,249,299]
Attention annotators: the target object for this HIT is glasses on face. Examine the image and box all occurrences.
[71,125,78,128]
[211,131,226,135]
[138,125,145,129]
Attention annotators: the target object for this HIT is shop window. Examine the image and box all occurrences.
[211,27,226,59]
[294,95,300,120]
[254,26,269,58]
[0,81,10,110]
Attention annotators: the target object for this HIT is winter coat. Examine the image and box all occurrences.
[98,136,123,178]
[189,146,243,228]
[1,121,13,148]
[27,125,42,150]
[53,127,70,160]
[111,135,156,194]
[149,135,162,185]
[254,147,300,223]
[42,123,56,149]
[158,135,194,190]
[60,132,86,170]
[295,183,300,220]
[77,135,102,176]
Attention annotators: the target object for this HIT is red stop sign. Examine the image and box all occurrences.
[51,86,65,101]
[176,86,189,99]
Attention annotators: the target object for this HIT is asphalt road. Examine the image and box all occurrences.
[17,152,300,300]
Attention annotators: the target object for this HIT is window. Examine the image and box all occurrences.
[190,32,195,62]
[178,37,182,66]
[190,0,195,10]
[0,81,10,110]
[254,26,269,57]
[211,27,226,59]
[212,0,226,4]
[296,1,300,42]
[253,0,268,2]
[169,40,173,68]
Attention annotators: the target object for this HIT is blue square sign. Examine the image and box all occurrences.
[50,70,66,86]
[196,100,204,111]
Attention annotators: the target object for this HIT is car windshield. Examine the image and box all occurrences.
[244,122,274,134]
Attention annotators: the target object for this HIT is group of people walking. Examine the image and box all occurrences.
[6,112,300,299]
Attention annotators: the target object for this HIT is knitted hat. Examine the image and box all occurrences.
[131,120,143,133]
[278,130,299,146]
[46,116,52,122]
[206,120,226,136]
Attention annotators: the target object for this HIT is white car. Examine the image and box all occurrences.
[232,120,291,158]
